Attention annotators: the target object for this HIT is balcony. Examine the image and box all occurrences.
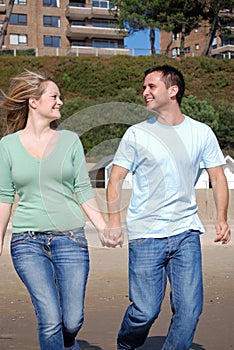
[0,3,6,13]
[66,0,117,20]
[66,24,127,40]
[67,45,130,56]
[211,44,234,59]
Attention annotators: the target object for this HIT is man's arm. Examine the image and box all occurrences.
[206,165,231,244]
[0,203,13,256]
[105,164,129,248]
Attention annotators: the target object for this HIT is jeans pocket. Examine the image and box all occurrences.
[11,233,30,247]
[68,229,88,248]
[129,237,149,247]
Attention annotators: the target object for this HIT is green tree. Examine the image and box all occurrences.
[181,94,219,129]
[202,0,234,56]
[111,0,206,56]
[214,99,234,151]
[158,0,206,57]
[181,95,234,152]
[110,0,165,54]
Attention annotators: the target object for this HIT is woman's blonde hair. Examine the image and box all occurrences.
[0,69,58,134]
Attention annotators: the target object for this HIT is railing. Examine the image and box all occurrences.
[0,46,130,56]
[212,51,234,59]
[0,48,36,56]
[67,46,130,56]
[0,46,232,58]
[69,0,116,9]
[71,41,124,49]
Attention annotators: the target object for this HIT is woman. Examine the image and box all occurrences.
[0,70,106,350]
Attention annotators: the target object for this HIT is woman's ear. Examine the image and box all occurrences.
[28,97,37,109]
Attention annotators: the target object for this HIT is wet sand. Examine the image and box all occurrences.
[0,224,233,350]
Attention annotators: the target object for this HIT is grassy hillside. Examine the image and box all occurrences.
[0,55,233,158]
[0,55,233,101]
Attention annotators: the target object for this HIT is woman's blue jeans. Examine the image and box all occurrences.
[117,230,203,350]
[11,228,89,350]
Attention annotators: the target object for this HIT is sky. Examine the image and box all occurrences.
[124,28,160,56]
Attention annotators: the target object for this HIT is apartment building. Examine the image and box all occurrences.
[160,11,234,59]
[0,0,130,56]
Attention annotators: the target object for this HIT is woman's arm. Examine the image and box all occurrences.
[0,202,13,256]
[81,197,106,246]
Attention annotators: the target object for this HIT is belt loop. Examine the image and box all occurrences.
[28,231,36,238]
[70,231,74,239]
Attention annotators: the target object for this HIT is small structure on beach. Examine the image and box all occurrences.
[89,155,114,188]
[88,155,132,189]
[224,155,234,189]
[89,155,234,189]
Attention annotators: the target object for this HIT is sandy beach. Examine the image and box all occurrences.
[0,222,233,350]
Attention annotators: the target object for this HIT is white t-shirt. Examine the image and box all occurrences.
[113,115,225,240]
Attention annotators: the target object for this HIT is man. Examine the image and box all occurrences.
[105,65,231,350]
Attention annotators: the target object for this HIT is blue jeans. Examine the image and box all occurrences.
[117,230,203,350]
[11,228,89,350]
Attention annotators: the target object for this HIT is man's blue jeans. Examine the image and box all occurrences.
[117,230,203,350]
[11,228,89,350]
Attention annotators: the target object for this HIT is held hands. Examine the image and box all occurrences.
[99,223,124,248]
[214,221,231,244]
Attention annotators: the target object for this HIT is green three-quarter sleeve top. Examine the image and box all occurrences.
[0,130,95,233]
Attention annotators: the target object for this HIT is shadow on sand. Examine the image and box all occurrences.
[138,336,206,350]
[79,339,103,349]
[79,337,206,350]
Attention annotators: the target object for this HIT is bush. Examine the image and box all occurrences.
[0,55,233,157]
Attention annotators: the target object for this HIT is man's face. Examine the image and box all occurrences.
[142,71,171,112]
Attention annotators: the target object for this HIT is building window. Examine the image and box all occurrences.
[92,39,118,48]
[185,46,190,53]
[195,43,200,51]
[43,16,60,27]
[92,0,115,9]
[69,0,85,6]
[172,47,180,57]
[14,0,27,4]
[212,37,217,49]
[44,35,61,47]
[10,33,27,45]
[43,0,60,7]
[92,19,117,28]
[222,37,234,46]
[172,32,179,40]
[10,13,27,25]
[194,26,199,33]
[71,40,86,46]
[71,20,86,26]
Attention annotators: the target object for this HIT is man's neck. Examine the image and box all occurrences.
[154,105,184,126]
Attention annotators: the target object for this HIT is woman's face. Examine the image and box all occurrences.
[33,81,63,121]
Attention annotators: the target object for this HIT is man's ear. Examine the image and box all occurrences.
[168,85,178,98]
[28,97,37,109]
